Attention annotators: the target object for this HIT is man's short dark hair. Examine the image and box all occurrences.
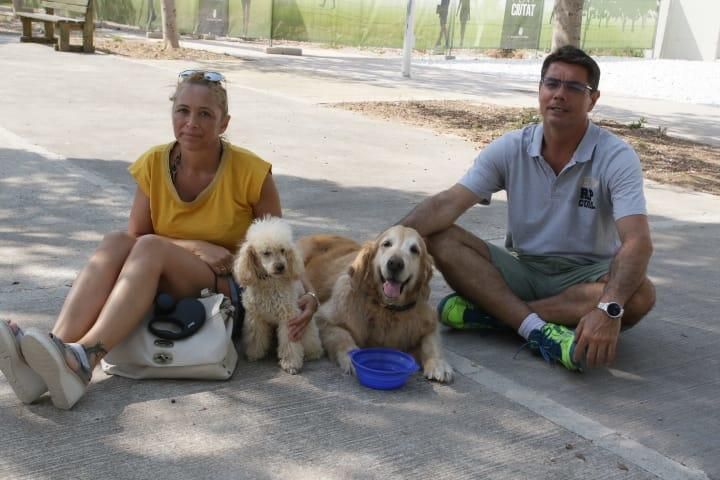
[541,45,600,91]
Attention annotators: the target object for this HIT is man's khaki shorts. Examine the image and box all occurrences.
[486,243,611,301]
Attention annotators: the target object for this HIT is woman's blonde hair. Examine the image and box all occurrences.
[170,71,228,117]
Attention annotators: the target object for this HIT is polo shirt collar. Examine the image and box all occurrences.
[527,120,600,164]
[573,120,600,163]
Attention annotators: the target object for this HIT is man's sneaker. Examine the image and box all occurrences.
[527,323,583,372]
[437,293,506,331]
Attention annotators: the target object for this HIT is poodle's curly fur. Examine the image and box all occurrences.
[233,217,323,374]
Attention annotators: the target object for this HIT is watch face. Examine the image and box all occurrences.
[607,303,622,317]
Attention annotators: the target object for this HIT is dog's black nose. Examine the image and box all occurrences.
[274,263,285,273]
[387,256,404,274]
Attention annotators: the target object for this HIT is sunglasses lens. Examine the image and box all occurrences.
[204,72,225,82]
[178,70,225,83]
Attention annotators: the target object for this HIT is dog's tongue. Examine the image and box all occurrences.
[383,280,402,298]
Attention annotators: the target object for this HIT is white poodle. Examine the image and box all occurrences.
[233,217,323,374]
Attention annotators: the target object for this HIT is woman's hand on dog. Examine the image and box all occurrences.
[289,293,319,341]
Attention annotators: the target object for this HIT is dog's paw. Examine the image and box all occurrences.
[337,352,356,376]
[279,357,303,375]
[423,358,454,383]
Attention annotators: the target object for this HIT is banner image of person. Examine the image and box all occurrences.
[500,0,545,49]
[228,0,272,39]
[456,0,470,47]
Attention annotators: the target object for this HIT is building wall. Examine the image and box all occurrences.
[655,0,720,60]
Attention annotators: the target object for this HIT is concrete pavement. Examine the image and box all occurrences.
[0,33,718,480]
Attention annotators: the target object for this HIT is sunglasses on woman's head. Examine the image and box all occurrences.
[178,70,225,84]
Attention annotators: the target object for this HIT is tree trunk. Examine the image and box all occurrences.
[161,0,180,49]
[551,0,584,50]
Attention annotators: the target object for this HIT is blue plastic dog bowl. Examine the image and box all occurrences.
[349,348,420,390]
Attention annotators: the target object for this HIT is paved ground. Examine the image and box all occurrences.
[0,33,718,480]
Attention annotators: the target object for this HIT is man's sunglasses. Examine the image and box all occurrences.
[178,70,225,84]
[540,77,594,94]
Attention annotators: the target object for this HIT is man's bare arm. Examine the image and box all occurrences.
[573,214,653,367]
[600,214,653,306]
[398,184,479,237]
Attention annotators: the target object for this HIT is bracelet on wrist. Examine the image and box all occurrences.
[305,291,319,307]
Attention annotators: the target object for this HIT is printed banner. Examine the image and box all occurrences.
[197,0,229,36]
[85,0,659,51]
[500,0,545,49]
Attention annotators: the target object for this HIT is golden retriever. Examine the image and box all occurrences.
[298,225,453,382]
[233,217,323,374]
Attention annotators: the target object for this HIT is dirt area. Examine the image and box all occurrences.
[334,101,720,195]
[94,35,237,61]
[1,14,718,194]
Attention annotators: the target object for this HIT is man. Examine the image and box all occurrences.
[400,46,655,371]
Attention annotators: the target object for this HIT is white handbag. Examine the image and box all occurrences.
[101,292,238,380]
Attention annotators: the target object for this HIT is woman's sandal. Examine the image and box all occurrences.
[0,320,48,404]
[20,329,91,410]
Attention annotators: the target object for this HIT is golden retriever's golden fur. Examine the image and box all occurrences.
[298,225,453,382]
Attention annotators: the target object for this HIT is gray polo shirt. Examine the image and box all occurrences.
[459,121,647,263]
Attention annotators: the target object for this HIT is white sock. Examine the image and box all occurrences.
[518,313,546,340]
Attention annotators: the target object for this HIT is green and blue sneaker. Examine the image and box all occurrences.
[526,323,583,372]
[437,293,507,331]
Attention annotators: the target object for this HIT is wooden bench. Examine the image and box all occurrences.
[15,0,95,53]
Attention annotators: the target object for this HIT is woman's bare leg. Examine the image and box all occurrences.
[52,231,136,343]
[75,235,227,367]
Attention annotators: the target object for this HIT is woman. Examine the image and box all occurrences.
[0,70,318,409]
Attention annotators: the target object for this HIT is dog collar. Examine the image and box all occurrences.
[381,301,417,312]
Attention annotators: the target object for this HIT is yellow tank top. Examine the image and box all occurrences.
[128,140,271,252]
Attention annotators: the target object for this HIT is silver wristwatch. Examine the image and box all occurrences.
[597,301,624,319]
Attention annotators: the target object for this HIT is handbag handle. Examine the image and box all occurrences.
[148,298,206,340]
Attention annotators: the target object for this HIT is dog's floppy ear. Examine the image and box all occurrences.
[348,240,378,288]
[284,244,304,279]
[403,236,435,302]
[417,247,435,301]
[233,243,266,286]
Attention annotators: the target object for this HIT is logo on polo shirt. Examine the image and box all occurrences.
[578,177,598,210]
[578,187,596,209]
